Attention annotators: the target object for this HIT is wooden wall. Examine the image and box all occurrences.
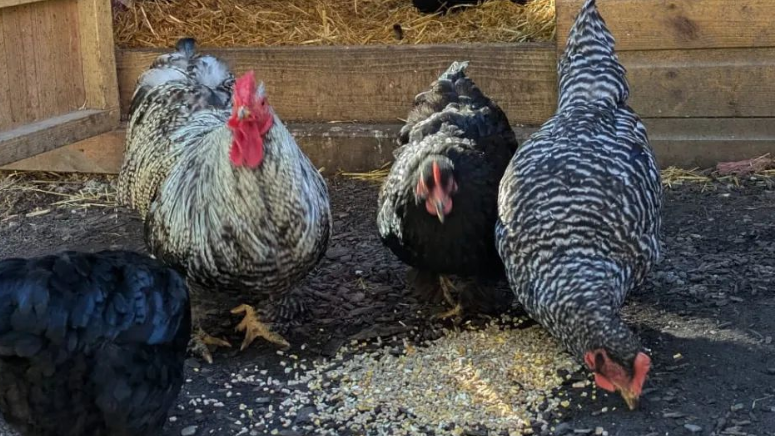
[4,0,775,172]
[556,0,775,163]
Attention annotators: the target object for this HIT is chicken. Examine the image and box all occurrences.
[0,250,190,436]
[412,0,529,15]
[377,61,519,320]
[495,0,661,410]
[117,38,332,363]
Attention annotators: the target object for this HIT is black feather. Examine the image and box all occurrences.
[0,250,191,436]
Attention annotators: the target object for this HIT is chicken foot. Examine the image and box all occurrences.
[187,305,232,364]
[231,304,290,351]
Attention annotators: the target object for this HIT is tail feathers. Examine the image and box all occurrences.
[557,0,629,109]
[399,60,500,145]
[134,37,234,108]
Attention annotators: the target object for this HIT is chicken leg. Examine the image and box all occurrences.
[187,305,232,364]
[433,275,463,321]
[231,304,290,351]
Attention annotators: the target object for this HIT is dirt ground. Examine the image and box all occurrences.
[1,174,774,436]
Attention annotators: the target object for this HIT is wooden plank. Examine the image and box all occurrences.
[623,48,775,118]
[0,12,10,129]
[6,119,774,174]
[77,0,119,117]
[116,44,558,126]
[31,0,56,120]
[0,109,117,165]
[0,0,48,8]
[556,0,775,52]
[1,4,36,127]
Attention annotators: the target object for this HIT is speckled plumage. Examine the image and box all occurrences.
[0,250,190,436]
[377,61,518,313]
[118,39,331,325]
[495,0,662,368]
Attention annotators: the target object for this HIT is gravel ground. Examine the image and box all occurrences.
[0,174,774,436]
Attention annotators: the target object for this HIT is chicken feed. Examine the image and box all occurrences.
[265,317,581,435]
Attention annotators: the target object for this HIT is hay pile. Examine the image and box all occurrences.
[113,0,555,48]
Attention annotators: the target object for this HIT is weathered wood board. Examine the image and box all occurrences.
[5,118,772,174]
[116,43,558,126]
[556,0,775,52]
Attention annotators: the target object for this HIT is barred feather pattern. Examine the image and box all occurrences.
[117,39,235,217]
[377,61,518,278]
[495,0,662,365]
[145,114,332,309]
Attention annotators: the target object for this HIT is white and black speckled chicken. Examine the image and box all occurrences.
[0,250,190,436]
[377,61,518,319]
[117,38,332,362]
[495,0,662,410]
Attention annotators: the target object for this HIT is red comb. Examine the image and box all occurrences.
[234,71,257,105]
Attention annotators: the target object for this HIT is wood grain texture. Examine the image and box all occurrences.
[0,12,10,129]
[6,119,774,174]
[116,43,558,125]
[0,109,117,165]
[0,0,47,8]
[556,0,775,52]
[77,0,119,115]
[623,48,775,118]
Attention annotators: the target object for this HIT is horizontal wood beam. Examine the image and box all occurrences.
[556,0,775,52]
[0,109,118,166]
[4,119,775,174]
[116,44,558,126]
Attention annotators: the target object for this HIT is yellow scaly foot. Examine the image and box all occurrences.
[231,304,290,351]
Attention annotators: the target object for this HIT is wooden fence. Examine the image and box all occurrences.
[1,0,774,173]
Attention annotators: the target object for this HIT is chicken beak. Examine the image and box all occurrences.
[620,388,640,410]
[237,106,250,120]
[434,200,446,224]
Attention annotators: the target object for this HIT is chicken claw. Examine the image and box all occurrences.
[189,328,231,364]
[433,302,463,322]
[231,304,290,351]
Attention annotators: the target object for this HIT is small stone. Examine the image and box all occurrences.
[181,426,198,436]
[553,423,572,435]
[324,246,349,260]
[683,424,702,433]
[594,427,604,435]
[731,403,744,411]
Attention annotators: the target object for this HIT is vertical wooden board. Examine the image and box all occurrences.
[63,0,85,109]
[30,0,56,120]
[0,12,11,130]
[556,0,775,52]
[17,5,40,123]
[76,0,118,115]
[47,0,85,115]
[1,5,31,127]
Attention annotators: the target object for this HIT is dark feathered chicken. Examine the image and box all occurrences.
[117,38,332,363]
[495,0,661,410]
[0,250,190,436]
[377,61,519,319]
[412,0,529,14]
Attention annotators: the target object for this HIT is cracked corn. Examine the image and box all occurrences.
[287,318,580,435]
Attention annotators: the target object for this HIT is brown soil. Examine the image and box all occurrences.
[1,175,774,436]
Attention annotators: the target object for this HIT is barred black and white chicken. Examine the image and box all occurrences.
[377,61,518,320]
[495,0,662,409]
[117,38,332,363]
[0,250,190,436]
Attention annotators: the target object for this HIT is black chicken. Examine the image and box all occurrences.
[0,250,191,436]
[412,0,529,15]
[377,61,519,319]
